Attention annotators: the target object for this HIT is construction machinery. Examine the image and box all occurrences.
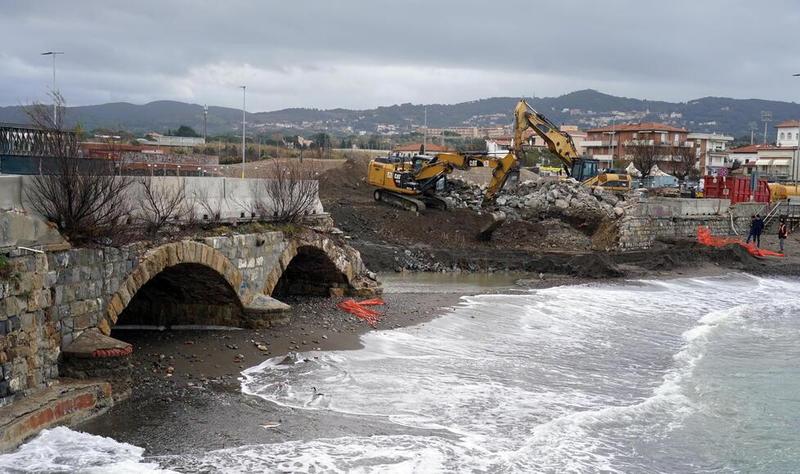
[366,99,630,216]
[513,100,632,192]
[367,151,518,212]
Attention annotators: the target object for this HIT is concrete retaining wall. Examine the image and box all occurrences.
[631,198,730,217]
[0,175,324,223]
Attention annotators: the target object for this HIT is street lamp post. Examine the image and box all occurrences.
[203,105,208,142]
[41,51,64,125]
[240,85,246,179]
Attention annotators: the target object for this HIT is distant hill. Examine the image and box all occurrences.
[2,89,799,139]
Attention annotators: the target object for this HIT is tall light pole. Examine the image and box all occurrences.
[422,106,427,154]
[761,110,772,145]
[41,51,64,125]
[240,86,246,179]
[203,104,208,142]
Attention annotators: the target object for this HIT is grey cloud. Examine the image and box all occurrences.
[1,0,799,110]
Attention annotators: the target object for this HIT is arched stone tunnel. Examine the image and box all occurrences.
[115,262,246,328]
[271,245,350,298]
[102,235,378,333]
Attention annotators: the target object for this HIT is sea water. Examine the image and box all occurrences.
[2,273,799,473]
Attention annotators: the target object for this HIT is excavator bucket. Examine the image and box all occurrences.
[476,211,506,241]
[501,169,520,194]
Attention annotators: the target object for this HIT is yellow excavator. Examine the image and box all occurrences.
[367,151,518,212]
[513,99,631,192]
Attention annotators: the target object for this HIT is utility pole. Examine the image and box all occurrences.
[761,111,772,145]
[203,104,208,141]
[609,118,616,162]
[41,51,64,126]
[748,122,757,145]
[240,86,246,179]
[423,106,427,154]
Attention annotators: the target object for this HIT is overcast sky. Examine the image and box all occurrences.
[2,0,799,111]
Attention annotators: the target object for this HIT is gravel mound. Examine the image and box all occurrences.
[443,177,626,233]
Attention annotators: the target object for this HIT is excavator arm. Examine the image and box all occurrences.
[513,99,580,176]
[482,152,518,199]
[413,152,518,199]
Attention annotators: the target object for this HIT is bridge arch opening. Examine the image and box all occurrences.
[115,262,245,329]
[272,245,349,298]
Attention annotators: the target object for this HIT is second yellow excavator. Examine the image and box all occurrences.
[367,151,518,212]
[513,99,631,192]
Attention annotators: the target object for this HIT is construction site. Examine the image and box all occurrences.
[311,100,800,281]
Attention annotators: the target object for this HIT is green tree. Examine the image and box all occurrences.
[170,125,200,137]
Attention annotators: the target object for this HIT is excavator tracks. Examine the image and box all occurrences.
[373,189,427,213]
[373,189,452,213]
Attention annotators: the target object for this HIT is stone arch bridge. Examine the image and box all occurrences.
[0,230,379,404]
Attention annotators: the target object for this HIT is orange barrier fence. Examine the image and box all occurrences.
[697,226,783,258]
[337,298,386,327]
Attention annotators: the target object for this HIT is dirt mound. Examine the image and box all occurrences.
[318,156,372,201]
[491,219,592,251]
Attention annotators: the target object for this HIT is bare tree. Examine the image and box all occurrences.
[627,142,660,179]
[24,94,133,245]
[136,177,189,238]
[257,159,319,223]
[191,186,223,223]
[671,144,700,181]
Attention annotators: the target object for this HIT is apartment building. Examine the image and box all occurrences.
[687,132,734,176]
[583,122,690,171]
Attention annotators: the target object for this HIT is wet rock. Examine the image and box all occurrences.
[278,352,302,365]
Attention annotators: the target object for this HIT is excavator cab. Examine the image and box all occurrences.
[569,158,599,182]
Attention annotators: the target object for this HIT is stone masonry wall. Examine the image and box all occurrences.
[0,253,60,407]
[617,213,752,250]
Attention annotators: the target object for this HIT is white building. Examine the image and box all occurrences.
[687,132,734,176]
[485,138,510,157]
[727,144,769,176]
[137,133,205,148]
[755,146,796,180]
[776,120,800,147]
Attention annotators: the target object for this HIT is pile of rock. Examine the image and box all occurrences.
[444,178,626,228]
[442,180,485,211]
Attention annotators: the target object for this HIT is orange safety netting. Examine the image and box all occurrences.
[337,298,386,327]
[697,226,784,258]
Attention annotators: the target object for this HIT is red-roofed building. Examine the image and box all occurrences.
[583,122,691,172]
[728,144,771,176]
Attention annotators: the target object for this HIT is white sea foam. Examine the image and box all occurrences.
[157,434,490,473]
[0,427,173,474]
